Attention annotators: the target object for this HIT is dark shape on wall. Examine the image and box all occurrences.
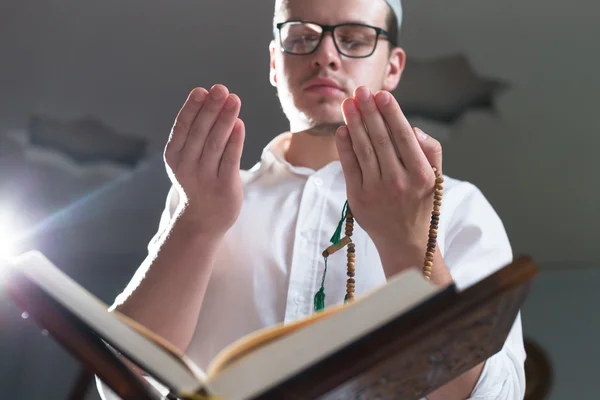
[397,53,509,124]
[524,337,553,399]
[28,115,148,167]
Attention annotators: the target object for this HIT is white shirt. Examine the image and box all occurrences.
[98,132,526,399]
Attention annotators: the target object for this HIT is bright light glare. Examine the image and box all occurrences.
[0,211,19,262]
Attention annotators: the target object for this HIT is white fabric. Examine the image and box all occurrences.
[98,131,526,399]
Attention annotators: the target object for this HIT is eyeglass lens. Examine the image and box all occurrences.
[280,22,379,57]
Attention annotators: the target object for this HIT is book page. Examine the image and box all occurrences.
[205,269,443,400]
[207,299,347,377]
[6,251,206,394]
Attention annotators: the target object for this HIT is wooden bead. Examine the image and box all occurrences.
[347,278,355,284]
[424,261,433,268]
[426,251,434,258]
[322,235,352,257]
[347,271,355,277]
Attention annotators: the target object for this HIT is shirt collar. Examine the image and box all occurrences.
[254,132,342,177]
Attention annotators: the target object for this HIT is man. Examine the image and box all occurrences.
[98,0,526,398]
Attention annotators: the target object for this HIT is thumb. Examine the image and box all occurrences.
[413,127,443,174]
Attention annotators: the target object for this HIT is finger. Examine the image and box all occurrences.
[335,125,363,190]
[181,84,229,162]
[414,127,443,174]
[374,91,430,175]
[199,94,242,175]
[354,86,406,182]
[342,97,381,184]
[166,87,208,157]
[219,118,245,179]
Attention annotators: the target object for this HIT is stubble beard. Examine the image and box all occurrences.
[299,96,346,137]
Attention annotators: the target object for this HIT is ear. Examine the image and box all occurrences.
[269,40,277,87]
[383,47,406,92]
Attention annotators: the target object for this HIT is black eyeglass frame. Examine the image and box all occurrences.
[274,20,397,58]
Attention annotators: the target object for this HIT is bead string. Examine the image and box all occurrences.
[314,167,444,312]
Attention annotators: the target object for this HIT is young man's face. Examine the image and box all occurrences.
[270,0,406,134]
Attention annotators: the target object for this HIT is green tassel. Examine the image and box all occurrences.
[315,200,350,312]
[329,200,349,245]
[314,287,325,312]
[314,257,329,312]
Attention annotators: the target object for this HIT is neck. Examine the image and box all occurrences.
[284,124,342,171]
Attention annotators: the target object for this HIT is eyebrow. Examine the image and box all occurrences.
[284,17,375,26]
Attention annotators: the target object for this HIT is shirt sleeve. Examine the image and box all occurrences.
[146,185,181,255]
[441,181,526,400]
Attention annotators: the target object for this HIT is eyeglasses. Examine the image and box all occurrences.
[275,21,395,58]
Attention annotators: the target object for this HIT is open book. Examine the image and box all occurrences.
[1,251,537,400]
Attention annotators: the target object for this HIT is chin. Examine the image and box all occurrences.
[303,101,344,121]
[282,94,346,131]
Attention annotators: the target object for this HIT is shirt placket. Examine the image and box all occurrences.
[283,172,330,323]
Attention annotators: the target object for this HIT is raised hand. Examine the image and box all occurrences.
[164,84,245,237]
[335,86,443,271]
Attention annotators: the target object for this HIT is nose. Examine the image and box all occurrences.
[311,33,341,70]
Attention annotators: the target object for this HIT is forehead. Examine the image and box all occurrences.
[277,0,389,27]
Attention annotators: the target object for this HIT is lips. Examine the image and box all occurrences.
[304,77,344,92]
[304,77,345,96]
